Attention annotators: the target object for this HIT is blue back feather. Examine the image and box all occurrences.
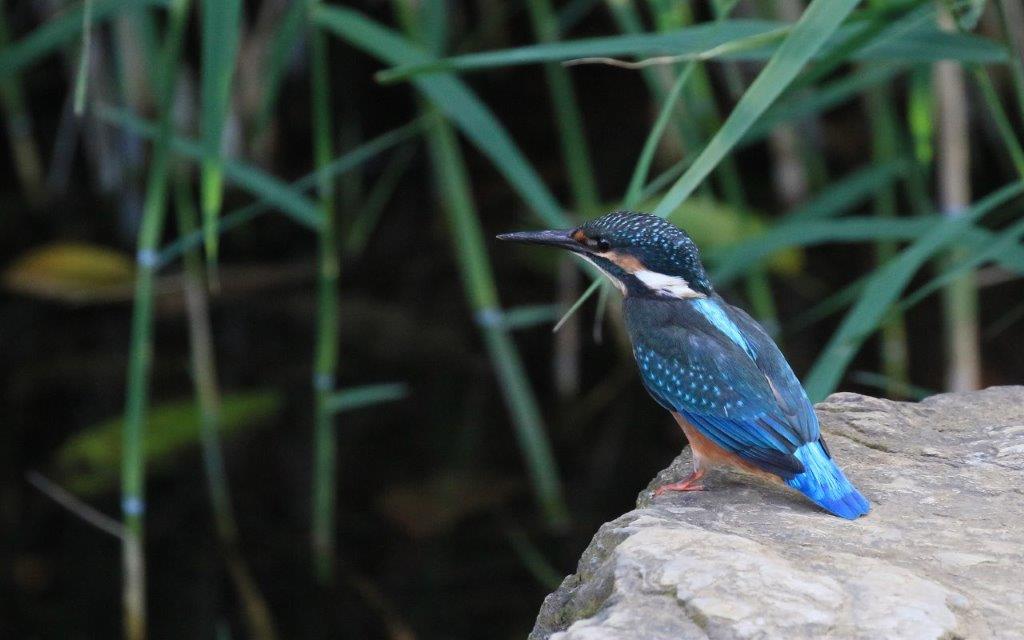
[624,295,870,518]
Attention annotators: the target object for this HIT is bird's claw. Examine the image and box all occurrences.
[652,469,707,496]
[653,482,706,496]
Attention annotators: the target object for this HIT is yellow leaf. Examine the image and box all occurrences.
[3,243,136,304]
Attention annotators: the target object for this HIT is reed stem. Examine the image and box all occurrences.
[426,109,569,529]
[864,79,910,396]
[307,0,341,583]
[120,1,190,638]
[173,174,278,640]
[396,0,568,530]
[935,6,980,392]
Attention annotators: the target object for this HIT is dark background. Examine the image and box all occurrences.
[2,1,1023,638]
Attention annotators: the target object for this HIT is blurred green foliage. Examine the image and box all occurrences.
[55,390,283,495]
[4,0,1024,637]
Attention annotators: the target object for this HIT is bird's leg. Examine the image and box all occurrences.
[653,468,707,496]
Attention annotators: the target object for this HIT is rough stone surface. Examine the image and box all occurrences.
[531,387,1024,640]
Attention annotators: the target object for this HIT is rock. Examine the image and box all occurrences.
[531,387,1024,640]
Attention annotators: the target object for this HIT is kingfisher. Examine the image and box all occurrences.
[498,211,869,519]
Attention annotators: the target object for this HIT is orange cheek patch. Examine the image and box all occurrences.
[605,251,646,272]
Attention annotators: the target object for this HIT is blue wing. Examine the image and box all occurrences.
[624,295,819,479]
[721,300,820,444]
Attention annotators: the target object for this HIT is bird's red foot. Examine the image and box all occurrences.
[653,469,707,496]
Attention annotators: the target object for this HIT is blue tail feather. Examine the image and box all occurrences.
[785,441,870,519]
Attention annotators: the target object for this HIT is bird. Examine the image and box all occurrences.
[497,211,870,519]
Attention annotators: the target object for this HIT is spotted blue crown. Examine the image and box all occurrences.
[580,211,713,294]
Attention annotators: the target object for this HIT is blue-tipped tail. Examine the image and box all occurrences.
[785,441,870,519]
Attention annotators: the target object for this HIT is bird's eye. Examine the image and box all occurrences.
[594,238,611,252]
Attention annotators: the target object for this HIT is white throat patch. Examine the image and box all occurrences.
[634,270,705,299]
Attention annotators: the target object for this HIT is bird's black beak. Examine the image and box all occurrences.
[496,229,579,251]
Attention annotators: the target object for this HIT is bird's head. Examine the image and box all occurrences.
[498,211,713,298]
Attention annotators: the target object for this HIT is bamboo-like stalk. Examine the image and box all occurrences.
[395,1,569,530]
[120,1,190,638]
[307,0,342,583]
[864,81,910,397]
[934,6,980,392]
[425,108,568,529]
[423,109,569,528]
[173,174,278,640]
